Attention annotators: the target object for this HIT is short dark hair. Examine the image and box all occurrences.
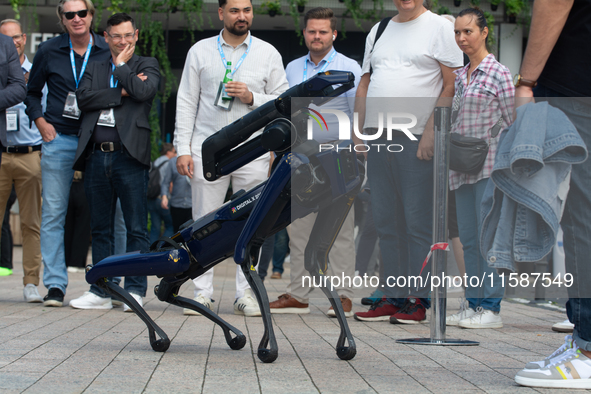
[161,143,174,155]
[106,13,136,31]
[304,7,337,31]
[457,7,490,51]
[219,0,252,8]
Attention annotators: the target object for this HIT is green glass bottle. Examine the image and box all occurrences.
[222,61,232,101]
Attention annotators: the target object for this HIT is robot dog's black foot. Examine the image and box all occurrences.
[100,280,170,352]
[241,263,278,363]
[156,279,246,351]
[173,295,246,351]
[320,286,357,360]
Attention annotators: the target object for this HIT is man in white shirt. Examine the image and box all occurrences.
[174,0,288,317]
[269,7,361,317]
[353,0,463,324]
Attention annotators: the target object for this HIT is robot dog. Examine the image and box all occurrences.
[85,71,363,363]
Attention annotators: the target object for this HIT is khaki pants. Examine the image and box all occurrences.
[0,151,42,285]
[287,208,355,302]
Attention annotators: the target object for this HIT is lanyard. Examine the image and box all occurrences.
[110,62,118,88]
[69,34,93,89]
[217,31,252,78]
[303,49,336,82]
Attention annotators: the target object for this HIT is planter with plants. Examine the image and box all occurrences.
[260,0,282,17]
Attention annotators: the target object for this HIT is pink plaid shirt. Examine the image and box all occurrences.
[449,54,515,191]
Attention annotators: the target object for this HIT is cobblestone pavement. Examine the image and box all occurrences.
[0,247,586,393]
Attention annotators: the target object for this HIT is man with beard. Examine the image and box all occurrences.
[174,0,288,317]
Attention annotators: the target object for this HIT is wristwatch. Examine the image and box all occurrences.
[514,74,537,88]
[116,62,126,68]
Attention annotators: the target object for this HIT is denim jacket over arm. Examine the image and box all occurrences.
[479,102,588,272]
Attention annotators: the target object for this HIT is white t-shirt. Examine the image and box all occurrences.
[361,11,463,133]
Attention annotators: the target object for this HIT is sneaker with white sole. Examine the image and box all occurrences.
[123,292,143,313]
[23,284,43,303]
[525,335,577,369]
[458,307,502,329]
[183,294,213,316]
[234,289,261,317]
[515,347,591,389]
[552,319,574,333]
[446,299,476,326]
[69,291,112,310]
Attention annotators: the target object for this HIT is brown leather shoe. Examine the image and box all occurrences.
[327,295,353,318]
[270,272,281,279]
[269,293,310,314]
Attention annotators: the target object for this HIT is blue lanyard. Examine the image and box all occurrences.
[110,62,118,88]
[69,34,93,89]
[217,31,252,78]
[303,49,336,81]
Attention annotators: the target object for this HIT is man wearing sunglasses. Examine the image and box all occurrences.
[68,13,160,311]
[25,0,110,307]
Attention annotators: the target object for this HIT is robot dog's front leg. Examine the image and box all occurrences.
[304,193,358,361]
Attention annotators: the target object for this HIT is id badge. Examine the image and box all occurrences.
[62,91,81,120]
[6,109,19,132]
[214,81,233,111]
[97,108,116,127]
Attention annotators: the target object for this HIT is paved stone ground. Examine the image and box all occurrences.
[0,247,587,393]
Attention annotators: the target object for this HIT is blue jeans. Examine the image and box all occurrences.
[147,198,173,244]
[535,85,591,351]
[41,133,78,294]
[272,228,288,274]
[368,135,432,308]
[84,149,150,298]
[455,179,504,312]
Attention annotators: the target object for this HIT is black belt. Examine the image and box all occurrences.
[93,142,122,152]
[1,145,42,154]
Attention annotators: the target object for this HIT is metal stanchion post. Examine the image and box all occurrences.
[397,107,478,346]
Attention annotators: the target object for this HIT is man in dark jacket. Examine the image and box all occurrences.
[68,12,160,311]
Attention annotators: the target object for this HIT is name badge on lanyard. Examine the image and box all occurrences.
[98,63,118,127]
[63,35,93,120]
[6,109,19,132]
[213,32,252,111]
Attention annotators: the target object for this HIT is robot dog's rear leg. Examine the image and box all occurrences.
[98,280,171,352]
[240,261,278,363]
[155,278,247,351]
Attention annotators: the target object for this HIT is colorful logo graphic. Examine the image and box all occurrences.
[231,207,237,214]
[306,108,328,132]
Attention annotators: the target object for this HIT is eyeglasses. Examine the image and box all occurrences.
[63,9,89,20]
[11,34,24,43]
[106,32,135,42]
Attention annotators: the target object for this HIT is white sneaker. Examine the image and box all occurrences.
[234,289,261,317]
[23,284,43,303]
[184,293,212,316]
[123,293,143,313]
[458,307,502,329]
[552,319,575,333]
[69,292,112,310]
[515,347,591,388]
[526,335,577,369]
[446,299,476,326]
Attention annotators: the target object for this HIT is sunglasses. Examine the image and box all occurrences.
[63,9,89,20]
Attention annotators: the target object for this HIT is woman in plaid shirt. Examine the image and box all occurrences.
[446,8,515,329]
